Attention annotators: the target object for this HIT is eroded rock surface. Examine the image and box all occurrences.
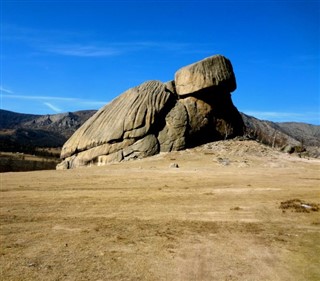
[175,55,236,96]
[57,55,245,169]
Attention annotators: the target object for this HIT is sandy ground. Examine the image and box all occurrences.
[1,140,319,281]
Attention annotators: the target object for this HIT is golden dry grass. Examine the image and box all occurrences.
[1,140,319,280]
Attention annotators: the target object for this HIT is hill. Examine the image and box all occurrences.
[276,122,320,147]
[0,109,95,153]
[0,110,39,128]
[241,113,320,157]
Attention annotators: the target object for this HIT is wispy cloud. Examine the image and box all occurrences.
[2,93,107,110]
[3,24,214,57]
[0,86,14,94]
[43,102,62,113]
[244,111,320,124]
[245,111,304,118]
[45,45,121,57]
[2,94,77,102]
[41,41,197,57]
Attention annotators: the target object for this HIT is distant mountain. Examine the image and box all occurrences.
[0,109,319,157]
[241,113,320,157]
[0,109,96,152]
[276,122,320,147]
[0,110,40,128]
[0,109,95,137]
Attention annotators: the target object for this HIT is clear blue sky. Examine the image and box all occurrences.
[1,0,319,124]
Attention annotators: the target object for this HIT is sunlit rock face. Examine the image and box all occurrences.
[57,55,245,169]
[175,55,236,96]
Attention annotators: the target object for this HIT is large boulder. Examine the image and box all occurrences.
[174,55,236,96]
[58,55,245,169]
[60,81,173,158]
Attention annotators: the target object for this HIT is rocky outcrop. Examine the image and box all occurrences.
[60,81,172,159]
[175,55,236,96]
[57,55,245,169]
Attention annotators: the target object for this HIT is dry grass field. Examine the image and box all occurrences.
[0,149,60,172]
[1,140,319,281]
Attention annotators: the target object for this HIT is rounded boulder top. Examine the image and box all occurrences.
[174,55,236,96]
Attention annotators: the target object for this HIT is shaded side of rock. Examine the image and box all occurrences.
[122,134,159,161]
[157,101,188,152]
[180,87,245,147]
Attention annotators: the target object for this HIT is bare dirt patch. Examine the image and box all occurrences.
[1,140,320,280]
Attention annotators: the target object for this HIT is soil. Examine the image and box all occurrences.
[1,140,319,281]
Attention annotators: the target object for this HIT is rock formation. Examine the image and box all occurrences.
[57,55,245,169]
[175,55,236,95]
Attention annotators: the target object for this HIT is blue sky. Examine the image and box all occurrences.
[1,0,319,124]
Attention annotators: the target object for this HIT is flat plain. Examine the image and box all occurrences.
[1,140,319,281]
